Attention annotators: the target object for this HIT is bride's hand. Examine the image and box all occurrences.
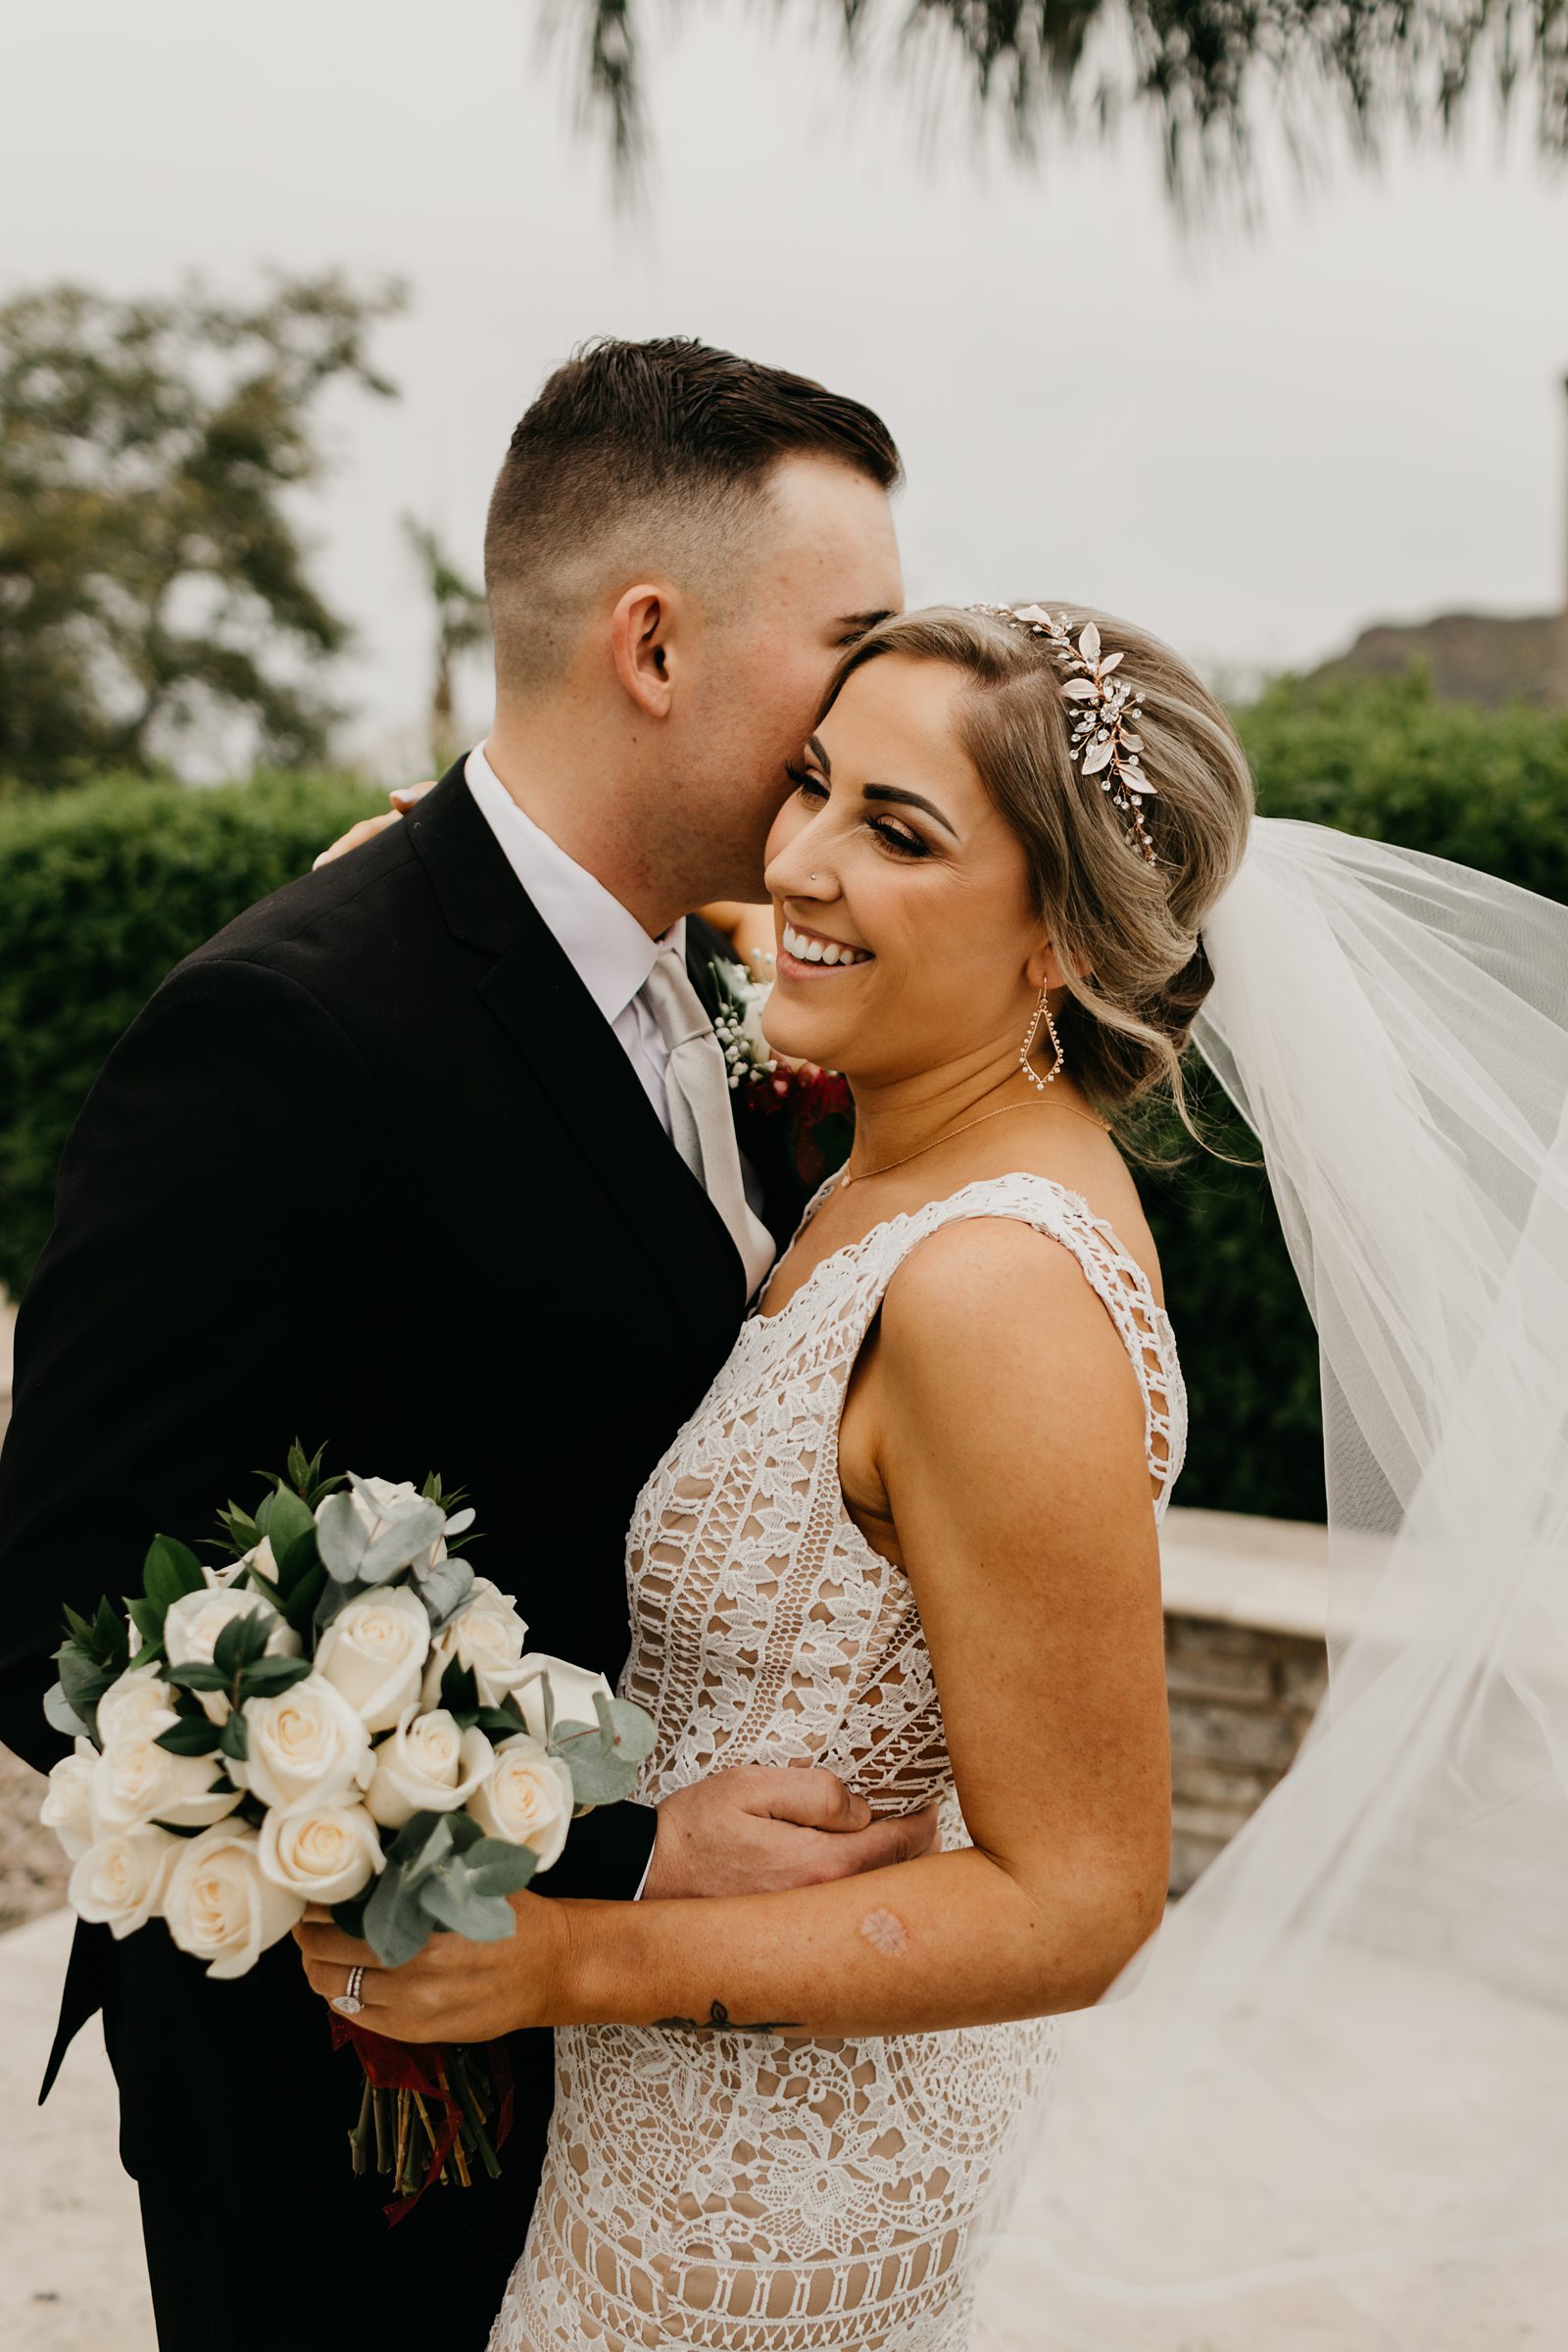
[312,781,433,872]
[293,1890,565,2043]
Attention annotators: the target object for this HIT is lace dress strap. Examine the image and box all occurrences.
[825,1171,1187,1513]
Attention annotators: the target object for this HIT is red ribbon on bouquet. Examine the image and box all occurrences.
[329,2014,514,2223]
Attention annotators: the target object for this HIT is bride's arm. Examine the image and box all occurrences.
[298,1217,1172,2040]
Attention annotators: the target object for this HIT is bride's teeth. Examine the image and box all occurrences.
[821,942,841,965]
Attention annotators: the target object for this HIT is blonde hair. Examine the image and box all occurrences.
[822,604,1255,1129]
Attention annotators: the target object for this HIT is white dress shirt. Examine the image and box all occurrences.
[465,742,681,1135]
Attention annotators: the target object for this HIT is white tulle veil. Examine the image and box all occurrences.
[980,815,1568,2349]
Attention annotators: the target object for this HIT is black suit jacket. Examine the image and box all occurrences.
[0,763,795,2206]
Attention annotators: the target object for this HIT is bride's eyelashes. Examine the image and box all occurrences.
[783,762,936,861]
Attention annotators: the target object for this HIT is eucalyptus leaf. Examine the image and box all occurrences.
[420,1864,516,1942]
[43,1680,90,1740]
[143,1536,205,1614]
[384,1807,458,1881]
[363,1873,434,1971]
[357,1505,448,1586]
[419,1554,474,1629]
[442,1507,476,1541]
[314,1492,368,1583]
[465,1841,539,1899]
[444,1811,485,1854]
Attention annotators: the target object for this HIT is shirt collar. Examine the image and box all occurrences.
[465,743,684,1023]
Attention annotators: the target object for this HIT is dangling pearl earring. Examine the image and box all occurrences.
[1019,980,1065,1090]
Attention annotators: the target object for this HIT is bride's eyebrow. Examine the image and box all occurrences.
[863,782,958,840]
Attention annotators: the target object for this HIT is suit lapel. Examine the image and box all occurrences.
[409,766,748,1349]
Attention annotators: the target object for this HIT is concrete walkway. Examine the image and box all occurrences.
[2,1909,154,2352]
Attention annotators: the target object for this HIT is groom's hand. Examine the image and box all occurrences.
[643,1767,939,1900]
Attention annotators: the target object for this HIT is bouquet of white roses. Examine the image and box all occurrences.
[39,1446,655,2204]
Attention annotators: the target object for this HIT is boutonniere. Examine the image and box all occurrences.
[710,957,855,1185]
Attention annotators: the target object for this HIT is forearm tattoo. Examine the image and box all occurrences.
[653,1999,800,2036]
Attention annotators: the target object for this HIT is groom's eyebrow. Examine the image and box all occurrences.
[837,610,895,638]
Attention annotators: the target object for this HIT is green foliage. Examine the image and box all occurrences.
[0,767,381,1298]
[0,274,403,789]
[1138,669,1568,1520]
[5,674,1567,1525]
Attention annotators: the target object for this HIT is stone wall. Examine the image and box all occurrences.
[1158,1507,1331,1893]
[1165,1614,1325,1892]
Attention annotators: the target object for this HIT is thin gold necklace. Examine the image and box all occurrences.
[838,1097,1110,1189]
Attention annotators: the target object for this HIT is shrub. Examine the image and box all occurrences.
[0,771,379,1299]
[3,671,1564,1521]
[1142,668,1568,1520]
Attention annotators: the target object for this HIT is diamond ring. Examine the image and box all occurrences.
[331,1964,366,2017]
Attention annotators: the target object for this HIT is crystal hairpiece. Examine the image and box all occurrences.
[969,604,1159,865]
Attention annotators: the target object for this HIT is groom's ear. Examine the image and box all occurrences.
[610,582,677,718]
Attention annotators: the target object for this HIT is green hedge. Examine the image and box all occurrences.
[1144,669,1568,1520]
[2,673,1565,1520]
[0,771,379,1299]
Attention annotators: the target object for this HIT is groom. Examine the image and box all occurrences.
[0,339,916,2347]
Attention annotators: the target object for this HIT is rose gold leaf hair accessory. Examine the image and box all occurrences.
[970,604,1160,865]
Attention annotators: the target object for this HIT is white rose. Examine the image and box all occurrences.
[365,1705,493,1832]
[238,1676,371,1816]
[350,1476,448,1571]
[69,1825,180,1938]
[258,1800,386,1905]
[512,1653,615,1746]
[203,1537,277,1592]
[466,1736,574,1873]
[92,1734,242,1832]
[95,1665,178,1746]
[316,1587,431,1733]
[40,1737,100,1861]
[164,1824,305,1979]
[420,1578,529,1710]
[163,1587,301,1722]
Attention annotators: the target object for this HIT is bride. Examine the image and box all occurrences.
[300,598,1568,2349]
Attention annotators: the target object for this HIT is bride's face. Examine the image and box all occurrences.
[761,655,1049,1086]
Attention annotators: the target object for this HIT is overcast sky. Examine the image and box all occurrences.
[8,0,1568,765]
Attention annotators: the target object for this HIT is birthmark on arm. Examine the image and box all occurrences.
[859,1906,909,1956]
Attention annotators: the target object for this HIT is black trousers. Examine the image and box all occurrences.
[136,2149,538,2351]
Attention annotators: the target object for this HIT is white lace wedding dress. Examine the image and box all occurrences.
[491,1172,1186,2352]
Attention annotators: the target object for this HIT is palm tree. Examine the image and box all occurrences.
[403,519,490,775]
[558,0,1568,210]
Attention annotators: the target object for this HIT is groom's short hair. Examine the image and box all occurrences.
[485,337,902,690]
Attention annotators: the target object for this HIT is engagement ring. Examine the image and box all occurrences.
[331,1965,365,2017]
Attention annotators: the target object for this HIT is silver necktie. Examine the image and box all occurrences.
[640,948,776,1298]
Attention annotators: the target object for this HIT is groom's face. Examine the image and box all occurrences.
[680,455,905,902]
